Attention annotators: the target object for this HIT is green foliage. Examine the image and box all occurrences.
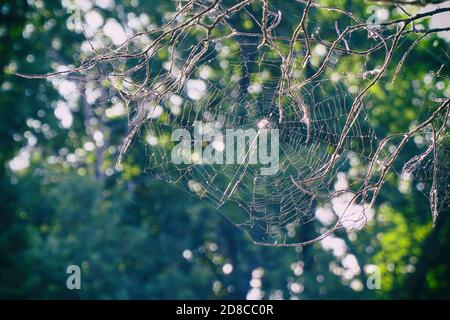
[0,0,449,299]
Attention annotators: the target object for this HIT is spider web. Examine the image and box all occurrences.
[120,16,381,245]
[27,0,449,245]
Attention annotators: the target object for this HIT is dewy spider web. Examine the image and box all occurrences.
[133,36,380,245]
[18,0,450,246]
[143,77,378,245]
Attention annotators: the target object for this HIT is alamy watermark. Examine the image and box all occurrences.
[171,120,280,175]
[66,264,81,290]
[366,264,381,290]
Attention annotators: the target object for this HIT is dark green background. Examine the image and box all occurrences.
[1,0,449,299]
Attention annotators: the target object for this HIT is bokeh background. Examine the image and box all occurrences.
[1,0,449,299]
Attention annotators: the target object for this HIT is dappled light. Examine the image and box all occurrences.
[1,0,449,300]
